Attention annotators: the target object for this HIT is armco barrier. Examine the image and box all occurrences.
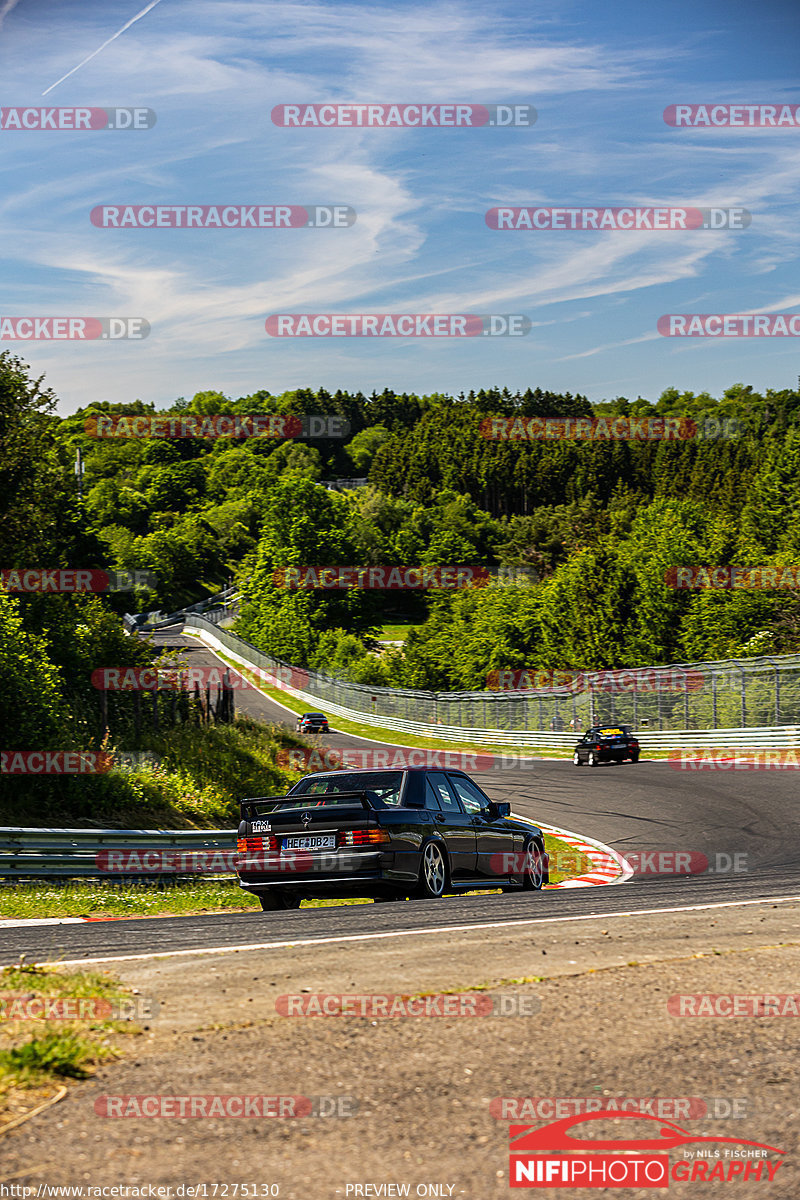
[0,828,235,879]
[184,617,800,751]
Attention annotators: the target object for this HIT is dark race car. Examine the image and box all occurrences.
[573,725,640,767]
[235,767,549,910]
[295,712,330,734]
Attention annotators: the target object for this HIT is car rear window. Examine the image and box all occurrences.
[289,771,404,806]
[596,728,626,739]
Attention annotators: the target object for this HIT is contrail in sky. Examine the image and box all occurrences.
[42,0,165,95]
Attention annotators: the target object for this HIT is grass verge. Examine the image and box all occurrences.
[0,835,593,920]
[0,716,300,830]
[0,963,141,1129]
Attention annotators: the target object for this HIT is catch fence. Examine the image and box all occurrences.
[183,616,800,740]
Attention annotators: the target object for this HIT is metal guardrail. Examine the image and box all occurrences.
[0,828,236,880]
[125,586,239,633]
[186,618,800,750]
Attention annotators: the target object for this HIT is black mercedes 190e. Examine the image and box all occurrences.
[235,767,549,910]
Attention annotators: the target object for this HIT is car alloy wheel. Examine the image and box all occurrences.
[631,752,640,763]
[416,840,447,898]
[588,751,598,767]
[522,839,545,891]
[573,752,581,766]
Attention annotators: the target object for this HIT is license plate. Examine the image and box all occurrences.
[282,834,336,851]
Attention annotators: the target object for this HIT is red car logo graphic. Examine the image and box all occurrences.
[510,1111,785,1154]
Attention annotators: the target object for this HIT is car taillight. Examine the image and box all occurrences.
[237,834,278,853]
[338,828,391,847]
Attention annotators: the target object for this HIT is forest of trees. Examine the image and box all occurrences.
[3,350,800,732]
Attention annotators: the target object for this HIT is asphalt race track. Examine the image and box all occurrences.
[3,627,799,965]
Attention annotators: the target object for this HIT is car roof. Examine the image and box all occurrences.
[295,766,459,776]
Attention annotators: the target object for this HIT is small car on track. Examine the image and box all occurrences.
[295,712,330,734]
[236,767,548,910]
[573,725,640,766]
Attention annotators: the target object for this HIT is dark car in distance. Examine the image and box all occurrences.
[573,725,640,766]
[295,712,330,734]
[235,767,549,910]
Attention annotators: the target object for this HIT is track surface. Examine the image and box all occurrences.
[4,627,798,964]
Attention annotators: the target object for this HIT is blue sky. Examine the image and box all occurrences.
[0,0,799,414]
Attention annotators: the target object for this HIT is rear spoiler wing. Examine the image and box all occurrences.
[240,790,378,820]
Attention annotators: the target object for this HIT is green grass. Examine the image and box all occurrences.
[0,963,130,1002]
[0,1032,102,1084]
[0,716,301,830]
[378,624,421,642]
[0,964,136,1107]
[0,834,591,920]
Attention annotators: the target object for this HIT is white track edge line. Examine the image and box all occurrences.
[29,894,800,968]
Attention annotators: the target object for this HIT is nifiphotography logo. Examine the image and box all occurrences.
[507,1112,785,1188]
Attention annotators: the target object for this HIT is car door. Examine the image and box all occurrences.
[578,731,595,763]
[424,771,477,879]
[447,773,519,879]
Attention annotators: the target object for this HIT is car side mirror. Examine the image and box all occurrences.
[492,801,511,818]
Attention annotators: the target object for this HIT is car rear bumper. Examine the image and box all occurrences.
[236,847,413,899]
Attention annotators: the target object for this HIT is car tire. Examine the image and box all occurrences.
[631,753,640,763]
[258,892,301,911]
[414,840,448,899]
[572,752,581,766]
[588,751,598,767]
[522,839,546,891]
